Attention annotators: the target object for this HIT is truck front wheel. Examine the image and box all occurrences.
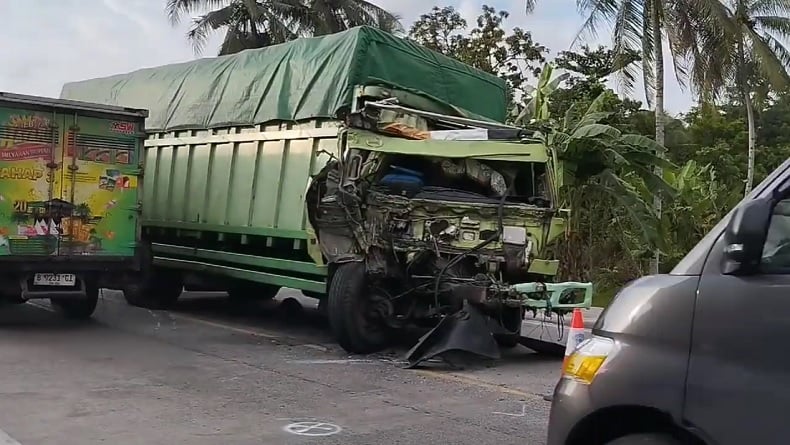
[51,284,99,320]
[327,262,391,354]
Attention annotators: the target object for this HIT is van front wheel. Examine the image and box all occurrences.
[327,262,391,354]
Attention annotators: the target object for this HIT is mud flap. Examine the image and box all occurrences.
[405,300,502,368]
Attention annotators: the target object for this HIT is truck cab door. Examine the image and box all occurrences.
[685,196,790,444]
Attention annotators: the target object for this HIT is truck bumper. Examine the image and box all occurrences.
[0,255,140,273]
[19,275,92,300]
[0,255,140,299]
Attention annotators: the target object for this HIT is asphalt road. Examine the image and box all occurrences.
[0,289,565,445]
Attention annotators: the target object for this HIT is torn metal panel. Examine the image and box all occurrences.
[345,129,551,163]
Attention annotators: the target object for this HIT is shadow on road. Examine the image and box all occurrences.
[0,303,102,332]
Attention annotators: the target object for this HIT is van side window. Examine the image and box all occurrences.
[761,199,790,272]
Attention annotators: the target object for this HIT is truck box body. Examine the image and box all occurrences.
[59,26,509,293]
[0,92,146,269]
[0,92,146,318]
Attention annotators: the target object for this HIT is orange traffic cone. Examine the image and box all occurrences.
[562,308,586,370]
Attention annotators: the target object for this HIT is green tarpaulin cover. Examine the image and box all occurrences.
[60,26,507,131]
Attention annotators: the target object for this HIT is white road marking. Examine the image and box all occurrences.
[283,421,341,436]
[285,359,375,365]
[0,428,22,444]
[492,403,528,417]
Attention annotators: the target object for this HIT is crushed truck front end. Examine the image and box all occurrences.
[308,101,592,364]
[0,92,146,319]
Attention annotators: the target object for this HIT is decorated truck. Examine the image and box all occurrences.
[61,26,591,363]
[0,92,146,319]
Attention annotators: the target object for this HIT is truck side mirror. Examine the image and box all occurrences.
[722,197,773,275]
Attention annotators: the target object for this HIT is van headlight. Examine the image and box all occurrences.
[562,336,614,384]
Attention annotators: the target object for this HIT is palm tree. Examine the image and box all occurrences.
[168,0,306,54]
[167,0,401,55]
[307,0,402,36]
[684,0,790,195]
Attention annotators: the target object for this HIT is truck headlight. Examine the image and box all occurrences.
[503,226,527,245]
[562,336,614,384]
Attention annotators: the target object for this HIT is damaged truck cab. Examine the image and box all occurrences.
[308,101,592,364]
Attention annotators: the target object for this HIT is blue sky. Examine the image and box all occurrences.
[0,0,692,114]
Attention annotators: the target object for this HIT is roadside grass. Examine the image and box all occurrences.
[592,284,619,308]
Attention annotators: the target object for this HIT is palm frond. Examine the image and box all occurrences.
[574,0,620,46]
[640,0,656,106]
[219,24,260,54]
[750,0,790,16]
[306,0,402,35]
[747,23,790,89]
[187,5,237,54]
[755,15,790,38]
[166,0,229,25]
[687,0,739,34]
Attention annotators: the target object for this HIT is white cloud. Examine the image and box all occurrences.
[0,0,694,114]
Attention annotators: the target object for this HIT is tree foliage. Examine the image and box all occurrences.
[408,5,547,100]
[679,0,790,194]
[166,0,401,55]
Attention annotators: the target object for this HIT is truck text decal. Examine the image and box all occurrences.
[110,121,134,134]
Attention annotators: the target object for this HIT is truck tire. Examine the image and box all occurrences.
[495,307,524,348]
[606,434,680,445]
[327,262,391,354]
[123,271,183,309]
[50,285,99,320]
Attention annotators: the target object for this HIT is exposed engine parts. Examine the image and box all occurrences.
[307,102,592,366]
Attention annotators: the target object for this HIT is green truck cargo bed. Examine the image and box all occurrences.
[60,26,508,130]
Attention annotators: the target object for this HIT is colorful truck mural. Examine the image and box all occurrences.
[0,92,146,319]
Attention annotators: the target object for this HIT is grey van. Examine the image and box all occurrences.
[547,158,790,445]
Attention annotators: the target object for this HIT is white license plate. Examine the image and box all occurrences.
[33,273,76,287]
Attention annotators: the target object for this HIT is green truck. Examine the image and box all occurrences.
[61,26,591,363]
[0,92,147,319]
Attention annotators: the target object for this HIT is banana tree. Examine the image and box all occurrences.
[511,63,570,124]
[539,91,677,248]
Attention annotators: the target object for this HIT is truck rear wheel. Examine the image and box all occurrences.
[327,262,391,354]
[50,284,99,320]
[123,270,183,309]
